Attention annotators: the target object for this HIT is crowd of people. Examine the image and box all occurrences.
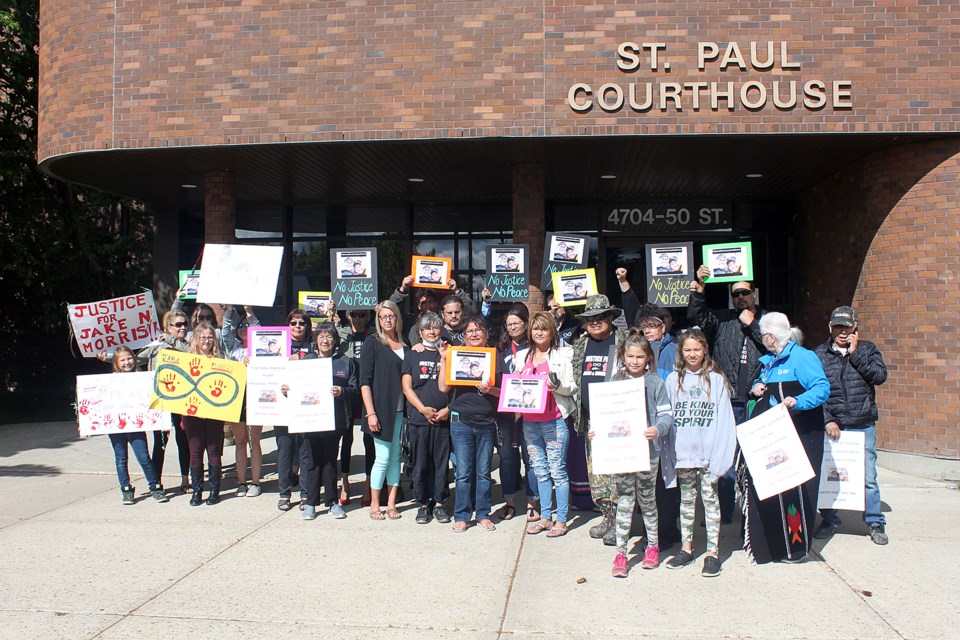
[96,264,890,578]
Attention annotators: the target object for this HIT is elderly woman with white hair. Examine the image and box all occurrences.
[739,312,830,565]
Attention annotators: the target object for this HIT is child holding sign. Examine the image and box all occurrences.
[664,330,737,577]
[107,346,169,506]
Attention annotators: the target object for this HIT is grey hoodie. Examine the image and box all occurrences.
[664,369,737,484]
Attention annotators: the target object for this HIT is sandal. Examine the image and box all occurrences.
[451,521,469,533]
[369,510,386,520]
[385,507,402,520]
[526,507,540,522]
[498,505,517,521]
[478,519,496,531]
[277,498,292,512]
[179,479,192,494]
[546,523,569,538]
[526,520,552,535]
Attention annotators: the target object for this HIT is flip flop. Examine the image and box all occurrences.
[526,507,540,522]
[369,510,386,520]
[451,521,469,533]
[277,498,292,512]
[499,505,516,521]
[386,507,402,520]
[546,524,569,538]
[478,519,496,531]
[526,520,551,535]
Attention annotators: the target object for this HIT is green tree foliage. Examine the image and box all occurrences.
[0,1,152,396]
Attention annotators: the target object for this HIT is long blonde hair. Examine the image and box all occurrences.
[374,300,403,345]
[189,322,221,357]
[673,329,730,398]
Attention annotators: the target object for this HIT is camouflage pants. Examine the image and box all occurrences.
[585,430,614,504]
[677,467,721,554]
[611,458,660,552]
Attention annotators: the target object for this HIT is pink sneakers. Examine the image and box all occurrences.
[641,545,660,569]
[612,551,629,578]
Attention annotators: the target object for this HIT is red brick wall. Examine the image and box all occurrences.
[39,1,960,163]
[512,164,546,311]
[203,172,236,244]
[796,139,960,458]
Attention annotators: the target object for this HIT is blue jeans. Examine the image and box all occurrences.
[450,420,495,523]
[820,422,884,526]
[109,432,159,488]
[523,417,570,523]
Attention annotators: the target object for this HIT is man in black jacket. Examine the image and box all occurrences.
[813,306,890,545]
[687,266,765,521]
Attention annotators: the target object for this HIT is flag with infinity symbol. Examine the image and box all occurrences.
[150,350,247,422]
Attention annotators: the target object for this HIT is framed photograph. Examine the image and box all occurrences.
[298,291,332,320]
[497,375,549,414]
[178,270,201,300]
[247,326,292,360]
[336,250,373,279]
[491,246,525,273]
[412,255,453,290]
[651,245,690,276]
[702,241,753,283]
[444,346,497,387]
[540,232,589,288]
[551,268,598,307]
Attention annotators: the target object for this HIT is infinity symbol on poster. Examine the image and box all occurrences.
[153,364,240,407]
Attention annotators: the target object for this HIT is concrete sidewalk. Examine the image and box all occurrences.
[0,420,957,640]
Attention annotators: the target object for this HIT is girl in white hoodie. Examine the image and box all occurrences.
[664,329,737,578]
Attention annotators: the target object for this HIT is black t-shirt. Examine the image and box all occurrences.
[581,334,615,417]
[402,349,450,426]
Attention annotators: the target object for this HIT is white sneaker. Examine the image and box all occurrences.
[246,484,262,497]
[330,503,347,519]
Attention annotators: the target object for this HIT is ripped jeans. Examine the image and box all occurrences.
[523,417,570,523]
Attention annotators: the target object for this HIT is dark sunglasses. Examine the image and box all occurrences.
[171,321,187,328]
[196,314,215,321]
[731,289,753,298]
[289,320,307,327]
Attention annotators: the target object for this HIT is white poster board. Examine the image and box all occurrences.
[736,403,815,500]
[196,244,284,306]
[245,360,289,425]
[286,359,336,433]
[76,372,169,437]
[587,377,651,474]
[68,292,162,357]
[818,431,866,511]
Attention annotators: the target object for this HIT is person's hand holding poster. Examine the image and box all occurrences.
[444,347,497,386]
[736,403,814,500]
[540,233,589,288]
[497,375,549,414]
[412,256,453,290]
[76,372,169,437]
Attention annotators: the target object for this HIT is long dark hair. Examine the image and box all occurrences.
[615,329,655,377]
[673,329,730,398]
[498,303,529,352]
[286,308,313,344]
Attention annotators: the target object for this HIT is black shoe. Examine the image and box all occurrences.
[433,506,452,523]
[415,506,432,524]
[189,465,203,506]
[206,464,221,506]
[701,555,722,577]
[869,524,888,545]
[666,550,695,570]
[121,485,135,506]
[814,521,839,539]
[149,483,169,503]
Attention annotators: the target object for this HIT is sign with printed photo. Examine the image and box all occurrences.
[444,346,497,387]
[551,268,598,307]
[497,375,549,414]
[246,360,289,425]
[737,404,815,501]
[150,350,247,423]
[76,372,170,437]
[540,233,589,289]
[179,270,201,300]
[485,244,529,302]
[412,255,453,290]
[299,291,333,320]
[196,244,284,306]
[817,431,866,511]
[702,241,753,283]
[247,326,292,360]
[68,292,163,357]
[286,358,337,433]
[587,377,651,474]
[644,241,694,308]
[331,248,379,310]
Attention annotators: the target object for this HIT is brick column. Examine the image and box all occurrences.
[513,163,546,311]
[204,171,236,244]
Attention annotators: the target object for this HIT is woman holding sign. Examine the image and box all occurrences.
[183,323,226,506]
[741,312,830,565]
[515,312,576,538]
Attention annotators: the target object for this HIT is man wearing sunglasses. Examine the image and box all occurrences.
[688,265,766,523]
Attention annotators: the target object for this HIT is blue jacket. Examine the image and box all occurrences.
[752,341,830,432]
[652,334,677,381]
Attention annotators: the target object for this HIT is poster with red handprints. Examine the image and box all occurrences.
[76,372,169,437]
[150,349,247,422]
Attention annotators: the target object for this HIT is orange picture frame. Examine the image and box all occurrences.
[444,346,497,387]
[411,255,453,290]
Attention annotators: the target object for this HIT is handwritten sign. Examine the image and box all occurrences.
[485,244,529,302]
[150,350,247,422]
[644,242,694,308]
[587,377,651,474]
[246,359,336,431]
[68,292,162,357]
[76,372,169,437]
[737,404,814,500]
[818,431,866,511]
[540,233,589,289]
[331,248,378,310]
[196,244,284,306]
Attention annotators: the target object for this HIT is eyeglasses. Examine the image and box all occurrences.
[465,328,486,335]
[199,336,215,342]
[378,314,397,321]
[640,322,664,330]
[289,320,307,327]
[588,315,612,324]
[196,314,214,321]
[317,335,335,342]
[505,322,525,330]
[731,289,753,298]
[171,322,187,328]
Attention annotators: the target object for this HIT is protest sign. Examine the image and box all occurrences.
[497,375,549,414]
[286,359,337,433]
[445,347,497,386]
[246,360,289,425]
[540,233,589,289]
[196,244,284,307]
[551,268,598,307]
[702,241,753,283]
[69,292,163,357]
[248,326,292,360]
[737,403,815,500]
[412,256,453,290]
[299,291,332,320]
[331,248,378,310]
[644,242,694,307]
[818,431,866,511]
[150,350,247,422]
[587,377,651,474]
[76,372,169,437]
[485,245,529,302]
[179,270,201,300]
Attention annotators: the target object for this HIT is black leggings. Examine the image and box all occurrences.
[182,416,224,467]
[338,426,376,476]
[151,413,190,479]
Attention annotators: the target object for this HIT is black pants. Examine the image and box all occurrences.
[275,426,308,499]
[656,466,681,541]
[151,414,190,480]
[409,423,451,506]
[338,426,377,476]
[304,430,340,507]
